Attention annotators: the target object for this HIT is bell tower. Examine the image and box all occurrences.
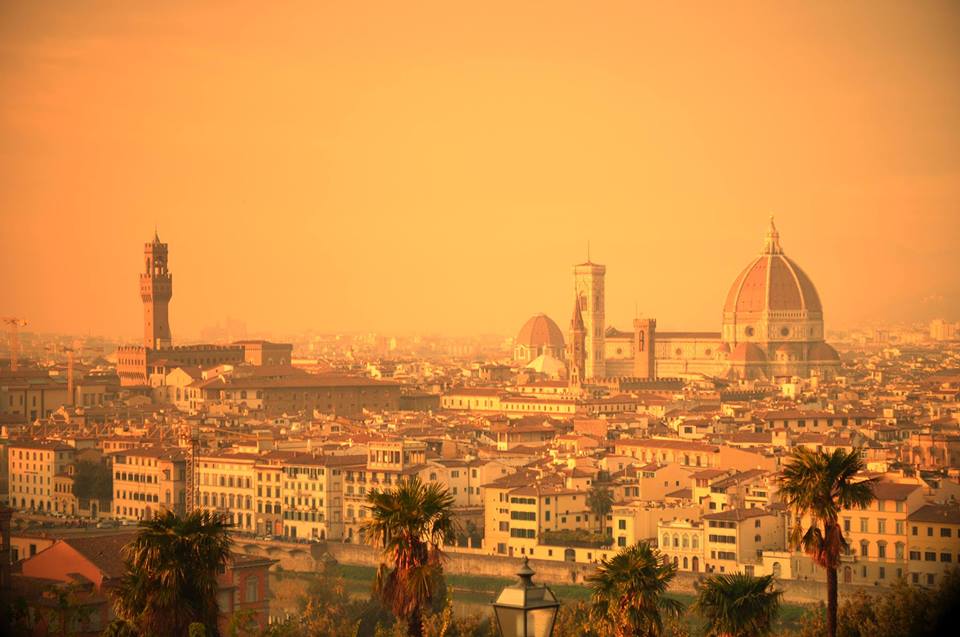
[574,257,606,380]
[140,230,173,350]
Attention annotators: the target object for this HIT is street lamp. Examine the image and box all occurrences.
[492,557,560,637]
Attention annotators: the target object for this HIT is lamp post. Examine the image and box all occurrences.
[491,557,560,637]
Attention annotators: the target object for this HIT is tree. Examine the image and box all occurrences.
[691,572,782,637]
[586,484,614,535]
[776,447,876,637]
[586,541,683,637]
[73,460,112,503]
[362,477,458,637]
[111,509,233,637]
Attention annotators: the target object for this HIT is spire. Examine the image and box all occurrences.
[153,226,161,244]
[570,292,585,332]
[762,215,782,255]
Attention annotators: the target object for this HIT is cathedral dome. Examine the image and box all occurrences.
[516,314,565,351]
[808,341,840,362]
[729,342,767,363]
[723,219,822,316]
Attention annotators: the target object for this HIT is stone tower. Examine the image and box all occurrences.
[140,231,173,350]
[632,317,656,379]
[574,259,606,379]
[568,294,586,387]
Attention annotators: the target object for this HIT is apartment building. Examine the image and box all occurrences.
[483,472,596,558]
[699,507,786,575]
[906,503,960,587]
[110,447,186,521]
[7,440,75,512]
[198,452,259,533]
[281,453,363,541]
[614,439,721,468]
[254,453,287,536]
[421,458,515,508]
[611,501,701,549]
[341,440,427,541]
[837,481,924,586]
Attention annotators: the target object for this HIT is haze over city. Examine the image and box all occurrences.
[2,1,959,339]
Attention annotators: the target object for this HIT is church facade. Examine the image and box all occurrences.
[564,220,840,382]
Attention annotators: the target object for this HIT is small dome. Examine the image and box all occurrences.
[717,342,731,354]
[516,314,565,350]
[808,342,840,362]
[730,342,767,363]
[526,353,567,378]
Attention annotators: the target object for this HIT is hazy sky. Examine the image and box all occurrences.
[2,1,959,339]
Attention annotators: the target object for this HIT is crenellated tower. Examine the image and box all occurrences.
[140,231,173,350]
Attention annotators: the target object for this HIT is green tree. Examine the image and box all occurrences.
[586,484,614,534]
[111,510,233,637]
[586,541,683,637]
[362,477,458,637]
[691,573,782,637]
[73,460,113,502]
[776,448,875,637]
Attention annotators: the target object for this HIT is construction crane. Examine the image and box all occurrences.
[2,317,27,372]
[64,346,75,406]
[184,423,200,513]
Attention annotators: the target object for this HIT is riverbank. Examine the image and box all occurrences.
[271,564,813,631]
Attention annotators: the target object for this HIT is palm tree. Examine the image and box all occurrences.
[586,541,683,637]
[692,572,782,637]
[777,447,876,637]
[362,476,458,637]
[112,509,233,637]
[586,484,614,535]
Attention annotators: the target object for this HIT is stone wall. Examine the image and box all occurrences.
[238,538,882,605]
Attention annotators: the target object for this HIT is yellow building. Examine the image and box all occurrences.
[110,447,186,521]
[657,518,705,573]
[198,451,259,533]
[483,472,597,558]
[906,503,960,587]
[700,507,786,575]
[281,454,363,541]
[612,501,700,549]
[342,440,427,542]
[7,441,75,513]
[836,481,923,586]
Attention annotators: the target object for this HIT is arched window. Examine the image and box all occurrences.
[682,535,689,549]
[692,535,699,549]
[673,534,679,548]
[860,540,869,558]
[662,533,669,547]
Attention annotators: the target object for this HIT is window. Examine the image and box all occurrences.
[843,518,851,533]
[941,528,952,538]
[877,519,886,534]
[618,520,626,530]
[925,552,936,562]
[245,577,259,603]
[896,520,904,535]
[941,553,953,563]
[927,527,933,537]
[912,526,918,536]
[860,541,869,558]
[877,542,887,559]
[859,518,868,533]
[910,550,921,561]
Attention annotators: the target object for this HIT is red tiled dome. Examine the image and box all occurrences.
[808,341,840,362]
[516,314,565,350]
[724,220,822,315]
[729,342,767,363]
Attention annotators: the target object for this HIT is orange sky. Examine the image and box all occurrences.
[1,1,959,339]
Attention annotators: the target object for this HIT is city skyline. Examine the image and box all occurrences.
[1,2,959,338]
